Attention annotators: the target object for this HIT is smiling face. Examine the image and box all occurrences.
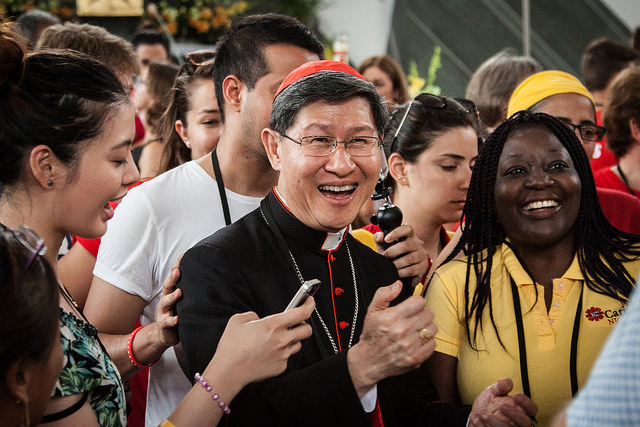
[178,78,222,160]
[56,102,140,239]
[394,126,478,226]
[362,66,397,103]
[264,97,381,232]
[533,93,598,159]
[494,125,581,250]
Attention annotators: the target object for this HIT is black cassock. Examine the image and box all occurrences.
[177,191,470,426]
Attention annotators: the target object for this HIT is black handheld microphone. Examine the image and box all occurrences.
[370,174,404,250]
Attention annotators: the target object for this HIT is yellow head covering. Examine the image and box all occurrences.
[507,70,595,118]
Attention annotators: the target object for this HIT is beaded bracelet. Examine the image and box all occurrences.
[127,325,159,368]
[195,373,231,415]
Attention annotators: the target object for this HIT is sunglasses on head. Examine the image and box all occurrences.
[1,224,47,269]
[390,94,478,152]
[181,50,216,75]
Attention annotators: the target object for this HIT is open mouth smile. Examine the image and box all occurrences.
[318,184,358,200]
[523,200,559,211]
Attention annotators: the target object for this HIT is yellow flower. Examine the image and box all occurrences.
[229,1,249,15]
[200,7,212,19]
[167,21,178,35]
[211,6,229,30]
[59,6,74,18]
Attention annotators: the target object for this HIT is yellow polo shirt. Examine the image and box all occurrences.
[425,243,640,427]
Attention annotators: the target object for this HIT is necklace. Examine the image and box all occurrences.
[259,201,359,354]
[286,239,359,354]
[616,163,637,197]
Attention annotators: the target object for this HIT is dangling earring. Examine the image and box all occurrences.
[17,399,30,427]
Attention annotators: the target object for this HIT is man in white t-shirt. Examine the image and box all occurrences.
[84,14,324,426]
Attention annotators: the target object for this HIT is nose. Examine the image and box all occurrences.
[324,143,356,176]
[124,150,141,186]
[524,166,553,189]
[460,165,472,192]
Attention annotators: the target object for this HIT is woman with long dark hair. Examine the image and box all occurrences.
[425,111,640,426]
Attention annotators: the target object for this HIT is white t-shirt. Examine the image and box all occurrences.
[94,160,262,427]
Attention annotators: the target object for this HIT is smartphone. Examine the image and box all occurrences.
[284,279,321,312]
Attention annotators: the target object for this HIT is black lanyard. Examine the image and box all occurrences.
[616,163,638,197]
[211,147,231,226]
[260,197,305,286]
[509,277,583,398]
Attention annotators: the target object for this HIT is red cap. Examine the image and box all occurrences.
[274,60,366,100]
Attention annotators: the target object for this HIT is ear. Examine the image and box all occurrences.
[5,358,30,404]
[29,145,57,189]
[175,120,190,148]
[222,75,243,116]
[388,152,408,186]
[630,118,640,144]
[262,128,282,171]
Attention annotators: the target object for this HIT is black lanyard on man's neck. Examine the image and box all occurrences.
[211,147,231,226]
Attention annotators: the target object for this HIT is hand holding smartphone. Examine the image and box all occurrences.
[284,279,321,312]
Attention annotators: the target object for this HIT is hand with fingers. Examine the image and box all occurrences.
[155,256,182,348]
[347,281,437,397]
[373,224,430,287]
[166,297,315,427]
[468,378,539,427]
[212,296,315,386]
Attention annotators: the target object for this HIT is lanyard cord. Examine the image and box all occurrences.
[616,163,638,197]
[211,147,232,226]
[509,277,583,398]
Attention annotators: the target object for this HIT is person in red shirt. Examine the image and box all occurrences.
[580,37,640,171]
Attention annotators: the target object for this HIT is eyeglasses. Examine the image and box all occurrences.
[558,119,606,142]
[181,50,216,75]
[279,132,382,157]
[2,225,47,269]
[390,93,475,153]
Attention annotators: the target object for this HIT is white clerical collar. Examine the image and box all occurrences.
[274,186,349,251]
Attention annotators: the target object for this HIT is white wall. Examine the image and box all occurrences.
[601,0,640,31]
[316,0,395,67]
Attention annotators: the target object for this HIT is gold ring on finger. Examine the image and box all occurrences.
[419,328,434,344]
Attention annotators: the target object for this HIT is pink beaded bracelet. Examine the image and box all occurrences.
[195,373,231,415]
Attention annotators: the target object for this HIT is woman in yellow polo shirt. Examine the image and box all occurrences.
[424,111,640,426]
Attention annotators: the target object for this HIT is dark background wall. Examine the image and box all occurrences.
[388,0,632,97]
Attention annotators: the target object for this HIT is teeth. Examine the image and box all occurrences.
[318,184,356,192]
[524,200,558,210]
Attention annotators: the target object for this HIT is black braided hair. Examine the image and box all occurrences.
[438,110,640,349]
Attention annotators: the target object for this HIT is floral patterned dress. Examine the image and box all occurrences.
[53,308,126,426]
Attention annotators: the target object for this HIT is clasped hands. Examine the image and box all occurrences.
[469,378,538,427]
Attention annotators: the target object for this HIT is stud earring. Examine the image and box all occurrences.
[47,181,53,187]
[185,140,191,148]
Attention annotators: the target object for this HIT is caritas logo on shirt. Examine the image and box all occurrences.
[585,306,624,325]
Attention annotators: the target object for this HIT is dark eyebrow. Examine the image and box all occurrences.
[556,116,596,126]
[198,108,220,114]
[114,139,134,150]
[439,153,466,160]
